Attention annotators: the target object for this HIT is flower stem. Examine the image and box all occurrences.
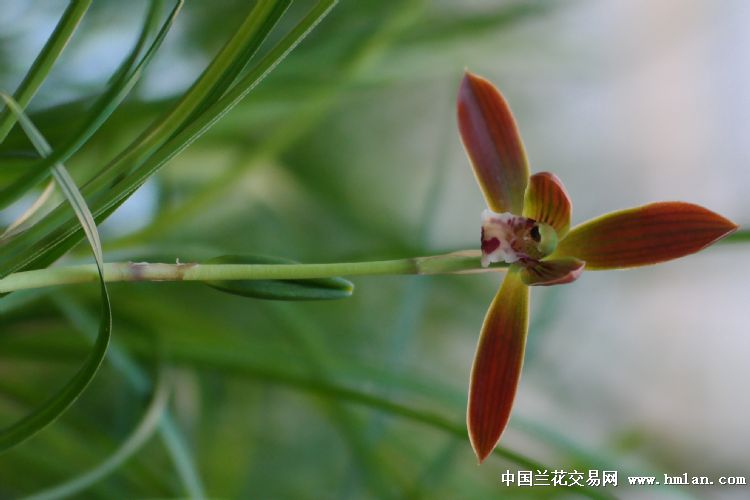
[0,251,505,294]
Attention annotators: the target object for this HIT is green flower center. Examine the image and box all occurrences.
[526,222,558,260]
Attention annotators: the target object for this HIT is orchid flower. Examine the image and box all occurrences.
[457,71,738,463]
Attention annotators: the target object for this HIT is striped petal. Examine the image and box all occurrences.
[458,72,529,214]
[467,268,529,463]
[520,257,585,286]
[555,202,738,269]
[523,172,572,237]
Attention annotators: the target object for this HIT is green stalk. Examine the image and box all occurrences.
[0,0,92,142]
[0,252,504,293]
[723,229,750,243]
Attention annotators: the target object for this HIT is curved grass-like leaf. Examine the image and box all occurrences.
[0,0,338,278]
[0,0,92,142]
[179,0,292,129]
[24,375,169,500]
[109,0,415,245]
[0,95,111,452]
[520,257,584,286]
[457,71,529,214]
[0,0,183,211]
[206,255,353,301]
[52,295,205,497]
[523,171,571,237]
[2,180,55,238]
[556,202,738,269]
[86,0,295,191]
[467,268,528,463]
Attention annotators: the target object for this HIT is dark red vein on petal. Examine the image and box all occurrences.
[523,172,571,236]
[556,202,737,269]
[458,72,530,213]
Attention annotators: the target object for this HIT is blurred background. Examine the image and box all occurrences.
[1,0,748,498]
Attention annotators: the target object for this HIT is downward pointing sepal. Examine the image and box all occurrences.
[467,268,529,463]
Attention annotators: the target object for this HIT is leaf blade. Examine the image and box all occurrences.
[0,0,183,210]
[0,0,92,142]
[24,375,169,500]
[0,0,339,278]
[0,94,111,452]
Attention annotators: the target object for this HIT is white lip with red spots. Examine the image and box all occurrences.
[480,210,534,267]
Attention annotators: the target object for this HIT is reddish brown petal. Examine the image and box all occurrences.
[523,172,572,237]
[468,269,529,463]
[458,72,529,214]
[555,202,738,269]
[520,257,585,286]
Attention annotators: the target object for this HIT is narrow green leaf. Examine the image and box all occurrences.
[0,0,93,142]
[0,0,183,210]
[179,0,292,128]
[53,294,206,498]
[206,255,354,301]
[24,375,169,500]
[1,180,55,238]
[0,94,111,452]
[0,0,339,277]
[88,0,296,193]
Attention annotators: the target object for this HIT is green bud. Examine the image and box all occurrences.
[205,255,353,301]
